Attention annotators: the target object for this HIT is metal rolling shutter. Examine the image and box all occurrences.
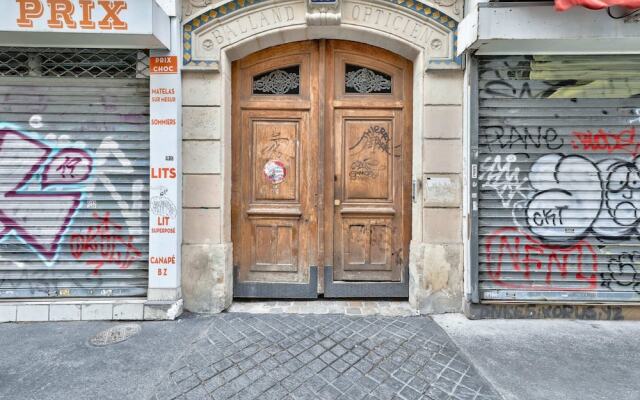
[475,55,640,302]
[0,48,149,298]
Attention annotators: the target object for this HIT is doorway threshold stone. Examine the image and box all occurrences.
[227,300,418,316]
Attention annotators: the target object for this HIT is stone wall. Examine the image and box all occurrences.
[181,71,232,313]
[411,70,464,314]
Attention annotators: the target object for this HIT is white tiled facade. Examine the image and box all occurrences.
[1,301,150,323]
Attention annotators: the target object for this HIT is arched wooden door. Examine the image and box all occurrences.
[232,40,412,298]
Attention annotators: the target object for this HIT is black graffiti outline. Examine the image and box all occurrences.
[530,205,569,227]
[524,153,640,244]
[479,58,580,99]
[524,154,600,244]
[350,125,391,155]
[261,130,291,159]
[483,126,564,152]
[601,251,640,294]
[602,158,640,228]
[150,188,177,218]
[349,158,380,180]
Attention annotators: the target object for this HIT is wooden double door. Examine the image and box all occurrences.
[231,40,412,298]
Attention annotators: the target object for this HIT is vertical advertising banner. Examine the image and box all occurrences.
[148,52,181,289]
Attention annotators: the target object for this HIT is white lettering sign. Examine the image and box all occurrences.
[148,52,181,289]
[2,0,161,34]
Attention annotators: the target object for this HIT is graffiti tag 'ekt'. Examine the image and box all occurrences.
[0,129,92,261]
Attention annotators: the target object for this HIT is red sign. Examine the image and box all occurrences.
[150,56,178,75]
[555,0,640,10]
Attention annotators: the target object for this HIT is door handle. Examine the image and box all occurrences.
[334,199,341,206]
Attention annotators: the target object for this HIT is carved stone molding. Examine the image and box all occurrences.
[341,0,462,69]
[306,0,341,26]
[426,0,462,21]
[183,0,303,69]
[182,0,462,70]
[184,0,215,17]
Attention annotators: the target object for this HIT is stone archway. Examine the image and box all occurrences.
[180,0,466,314]
[183,0,461,68]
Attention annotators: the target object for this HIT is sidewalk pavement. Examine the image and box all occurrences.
[0,310,500,400]
[0,313,209,400]
[1,308,638,400]
[433,314,640,400]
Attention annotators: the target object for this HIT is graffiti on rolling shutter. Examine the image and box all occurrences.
[0,127,93,262]
[0,48,149,298]
[478,55,640,299]
[0,123,146,294]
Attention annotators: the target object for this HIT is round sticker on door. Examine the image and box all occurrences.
[263,160,286,184]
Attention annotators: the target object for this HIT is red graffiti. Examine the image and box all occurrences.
[485,227,598,290]
[69,212,142,275]
[571,127,640,156]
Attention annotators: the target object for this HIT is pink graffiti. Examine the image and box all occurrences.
[571,127,640,157]
[69,212,142,275]
[485,227,599,291]
[42,149,92,186]
[0,129,92,260]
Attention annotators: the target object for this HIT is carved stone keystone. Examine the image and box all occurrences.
[306,0,341,26]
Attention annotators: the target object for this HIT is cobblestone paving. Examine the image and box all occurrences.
[151,314,502,400]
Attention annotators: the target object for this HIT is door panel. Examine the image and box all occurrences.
[251,219,298,273]
[251,118,299,201]
[232,42,318,288]
[344,120,393,200]
[232,40,411,297]
[238,110,311,283]
[327,41,412,284]
[333,109,404,281]
[342,218,393,270]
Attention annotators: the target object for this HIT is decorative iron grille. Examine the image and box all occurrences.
[345,64,392,94]
[0,47,149,79]
[252,66,301,95]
